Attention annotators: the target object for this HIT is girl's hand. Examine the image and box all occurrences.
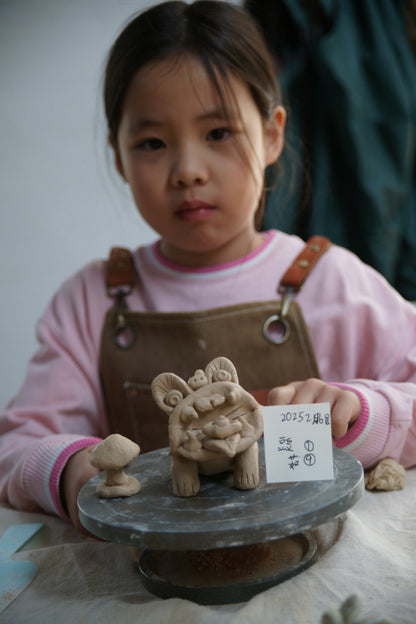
[61,445,101,535]
[268,378,361,439]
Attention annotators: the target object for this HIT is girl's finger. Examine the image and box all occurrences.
[268,384,298,405]
[330,392,361,438]
[284,378,326,405]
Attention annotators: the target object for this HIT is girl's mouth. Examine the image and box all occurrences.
[175,200,216,221]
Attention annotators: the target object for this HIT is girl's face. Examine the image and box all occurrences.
[113,56,285,267]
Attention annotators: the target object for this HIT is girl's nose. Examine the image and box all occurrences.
[170,146,208,188]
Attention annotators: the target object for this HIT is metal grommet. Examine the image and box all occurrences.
[114,315,136,350]
[263,315,290,345]
[106,285,133,299]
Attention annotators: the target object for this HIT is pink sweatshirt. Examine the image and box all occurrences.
[1,230,415,519]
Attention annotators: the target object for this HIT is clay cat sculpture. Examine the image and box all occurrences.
[151,357,263,496]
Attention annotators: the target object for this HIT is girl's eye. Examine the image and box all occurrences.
[136,138,165,151]
[207,127,231,142]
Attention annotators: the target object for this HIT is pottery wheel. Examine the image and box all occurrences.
[78,443,363,549]
[78,443,363,603]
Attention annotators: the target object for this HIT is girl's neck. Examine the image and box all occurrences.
[158,231,266,270]
[155,231,272,273]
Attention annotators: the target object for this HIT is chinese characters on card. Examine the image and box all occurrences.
[263,403,334,483]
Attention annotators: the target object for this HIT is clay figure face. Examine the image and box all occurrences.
[151,357,263,497]
[188,369,208,390]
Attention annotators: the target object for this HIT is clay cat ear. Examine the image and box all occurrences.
[205,357,239,384]
[151,373,191,414]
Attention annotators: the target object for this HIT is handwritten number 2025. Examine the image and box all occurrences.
[280,411,330,426]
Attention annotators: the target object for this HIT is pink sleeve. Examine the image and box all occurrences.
[0,262,111,517]
[336,380,416,469]
[304,245,416,470]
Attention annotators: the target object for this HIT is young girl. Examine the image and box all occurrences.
[1,0,415,534]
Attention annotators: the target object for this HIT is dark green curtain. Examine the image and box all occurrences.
[246,0,416,300]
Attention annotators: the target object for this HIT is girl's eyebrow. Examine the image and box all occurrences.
[197,108,231,122]
[127,108,234,136]
[127,118,164,136]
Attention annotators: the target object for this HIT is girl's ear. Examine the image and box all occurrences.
[109,135,127,181]
[264,106,286,166]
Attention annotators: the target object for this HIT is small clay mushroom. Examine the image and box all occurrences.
[89,433,141,498]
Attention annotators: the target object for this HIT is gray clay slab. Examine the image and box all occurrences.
[78,442,364,551]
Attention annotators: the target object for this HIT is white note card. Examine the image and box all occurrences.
[263,403,334,483]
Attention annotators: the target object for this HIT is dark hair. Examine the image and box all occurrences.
[104,0,282,145]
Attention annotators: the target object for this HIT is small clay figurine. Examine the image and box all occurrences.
[365,457,405,491]
[151,357,263,497]
[89,433,141,498]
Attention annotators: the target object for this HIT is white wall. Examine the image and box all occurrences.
[0,0,157,408]
[0,0,153,405]
[0,0,241,407]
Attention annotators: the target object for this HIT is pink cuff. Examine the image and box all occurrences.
[329,383,370,447]
[50,437,102,519]
[329,383,390,467]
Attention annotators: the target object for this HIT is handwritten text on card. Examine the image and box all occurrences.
[263,403,334,483]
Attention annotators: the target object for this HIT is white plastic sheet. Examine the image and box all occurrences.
[1,468,415,624]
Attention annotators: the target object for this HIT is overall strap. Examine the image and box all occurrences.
[278,235,331,315]
[106,247,136,295]
[279,235,331,292]
[105,247,137,349]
